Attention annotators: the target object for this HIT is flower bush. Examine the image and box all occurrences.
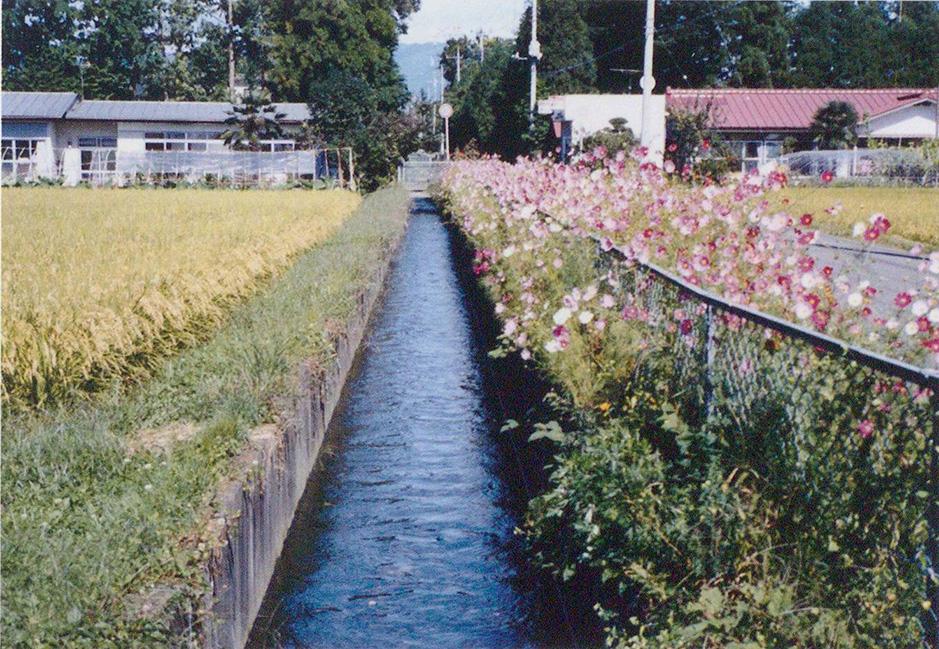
[433,150,939,647]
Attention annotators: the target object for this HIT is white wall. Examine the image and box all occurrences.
[538,94,667,158]
[116,122,228,153]
[863,102,938,139]
[53,121,117,149]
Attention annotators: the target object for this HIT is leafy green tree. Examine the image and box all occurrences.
[789,2,891,88]
[516,0,596,94]
[2,1,79,92]
[265,0,414,109]
[439,36,481,85]
[576,118,637,158]
[222,90,286,151]
[810,100,860,150]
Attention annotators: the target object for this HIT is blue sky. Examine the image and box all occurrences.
[400,0,529,44]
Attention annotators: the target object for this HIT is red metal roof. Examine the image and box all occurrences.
[665,88,938,131]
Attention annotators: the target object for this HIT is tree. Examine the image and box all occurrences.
[577,118,637,158]
[265,0,413,109]
[810,100,859,150]
[222,90,286,151]
[516,0,596,94]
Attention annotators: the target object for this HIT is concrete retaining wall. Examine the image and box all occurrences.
[197,221,407,649]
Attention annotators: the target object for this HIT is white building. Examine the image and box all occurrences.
[0,92,330,185]
[537,93,667,160]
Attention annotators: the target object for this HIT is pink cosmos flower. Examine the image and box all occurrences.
[801,213,813,226]
[821,170,834,183]
[858,420,874,439]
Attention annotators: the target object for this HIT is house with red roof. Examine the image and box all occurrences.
[666,88,938,172]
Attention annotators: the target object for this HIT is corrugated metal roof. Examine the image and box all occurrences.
[66,100,312,123]
[666,88,938,131]
[1,92,79,119]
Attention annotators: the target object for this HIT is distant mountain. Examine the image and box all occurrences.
[395,42,445,100]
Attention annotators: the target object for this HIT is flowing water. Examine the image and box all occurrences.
[248,199,594,649]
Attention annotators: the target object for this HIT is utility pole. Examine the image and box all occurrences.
[478,32,485,63]
[528,0,541,124]
[445,46,463,84]
[640,0,656,151]
[227,0,235,102]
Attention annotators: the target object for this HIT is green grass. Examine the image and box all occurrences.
[0,187,410,648]
[775,186,939,249]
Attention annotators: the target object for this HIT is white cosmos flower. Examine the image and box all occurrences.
[544,339,561,353]
[504,319,518,336]
[795,303,813,320]
[853,223,866,237]
[800,274,817,289]
[886,319,898,330]
[905,321,919,336]
[553,308,572,325]
[578,311,594,324]
[600,294,615,308]
[929,308,939,324]
[912,300,929,316]
[847,293,863,307]
[520,349,532,360]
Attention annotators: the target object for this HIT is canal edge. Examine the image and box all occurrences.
[176,201,410,649]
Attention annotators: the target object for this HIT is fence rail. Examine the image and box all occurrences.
[595,238,939,646]
[398,160,450,191]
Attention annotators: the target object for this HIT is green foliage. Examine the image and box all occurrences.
[811,100,860,150]
[436,175,936,649]
[665,106,735,181]
[222,90,287,151]
[577,119,638,158]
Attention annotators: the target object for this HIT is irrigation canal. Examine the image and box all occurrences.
[247,199,597,649]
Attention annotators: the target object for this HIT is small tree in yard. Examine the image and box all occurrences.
[665,105,735,182]
[222,90,286,151]
[576,118,637,157]
[811,100,859,150]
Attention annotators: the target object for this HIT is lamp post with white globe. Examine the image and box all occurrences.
[439,102,454,161]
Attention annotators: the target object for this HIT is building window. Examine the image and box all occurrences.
[1,137,43,180]
[143,131,224,152]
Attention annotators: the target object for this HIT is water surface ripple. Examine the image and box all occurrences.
[249,200,580,649]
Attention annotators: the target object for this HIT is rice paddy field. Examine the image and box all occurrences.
[776,186,939,249]
[1,187,411,648]
[1,187,360,410]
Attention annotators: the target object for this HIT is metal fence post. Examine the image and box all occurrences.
[703,303,716,421]
[928,388,939,649]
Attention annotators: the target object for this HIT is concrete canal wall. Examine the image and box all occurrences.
[195,214,408,649]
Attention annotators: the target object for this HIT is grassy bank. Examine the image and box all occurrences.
[0,188,410,648]
[776,186,939,249]
[2,188,361,410]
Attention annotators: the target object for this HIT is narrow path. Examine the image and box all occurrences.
[248,199,582,649]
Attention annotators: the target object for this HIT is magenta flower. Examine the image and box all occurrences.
[821,170,834,183]
[895,293,912,308]
[858,420,874,439]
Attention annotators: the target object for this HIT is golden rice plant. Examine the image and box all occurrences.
[1,187,361,409]
[775,186,939,248]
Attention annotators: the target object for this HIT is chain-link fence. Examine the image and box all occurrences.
[597,241,939,646]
